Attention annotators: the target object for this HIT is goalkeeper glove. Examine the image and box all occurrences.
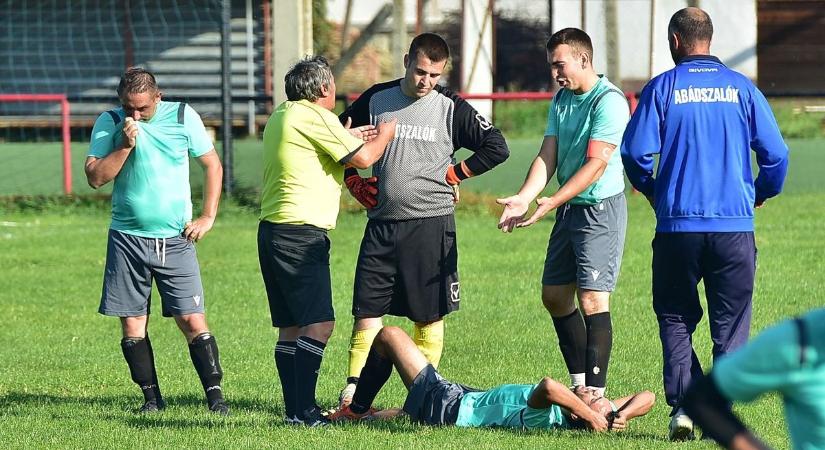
[345,168,378,209]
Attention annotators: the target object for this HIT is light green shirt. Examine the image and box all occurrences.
[545,76,629,205]
[713,308,825,450]
[260,100,363,230]
[455,384,568,429]
[88,101,213,238]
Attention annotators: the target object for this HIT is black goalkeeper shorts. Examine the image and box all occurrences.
[352,215,460,323]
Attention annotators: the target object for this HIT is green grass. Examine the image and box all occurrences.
[2,153,824,447]
[1,137,822,447]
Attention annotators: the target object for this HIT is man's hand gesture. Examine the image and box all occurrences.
[496,195,529,232]
[343,117,379,142]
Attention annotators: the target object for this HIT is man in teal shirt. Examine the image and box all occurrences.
[682,308,825,449]
[86,67,228,415]
[328,326,654,432]
[497,28,630,398]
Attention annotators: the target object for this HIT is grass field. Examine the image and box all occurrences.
[2,137,824,198]
[1,138,823,448]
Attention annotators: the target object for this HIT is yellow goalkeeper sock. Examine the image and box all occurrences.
[347,327,382,380]
[413,320,444,368]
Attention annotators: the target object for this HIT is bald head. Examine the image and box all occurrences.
[668,7,713,62]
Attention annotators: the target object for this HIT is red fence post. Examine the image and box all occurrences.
[0,93,72,195]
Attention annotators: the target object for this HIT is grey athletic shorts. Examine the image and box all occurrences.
[542,193,627,292]
[403,364,476,426]
[98,229,205,317]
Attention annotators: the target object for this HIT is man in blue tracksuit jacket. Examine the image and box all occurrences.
[620,7,789,441]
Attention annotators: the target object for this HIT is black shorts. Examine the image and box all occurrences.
[257,221,335,328]
[403,364,474,426]
[353,215,460,323]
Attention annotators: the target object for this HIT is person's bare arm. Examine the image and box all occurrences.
[85,116,139,188]
[517,140,615,228]
[496,136,558,232]
[347,118,397,169]
[528,377,609,432]
[607,391,655,431]
[183,149,222,242]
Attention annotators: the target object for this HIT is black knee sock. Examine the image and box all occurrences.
[584,312,612,388]
[274,341,297,418]
[121,336,161,402]
[350,347,393,414]
[552,309,587,382]
[188,333,225,407]
[295,336,326,418]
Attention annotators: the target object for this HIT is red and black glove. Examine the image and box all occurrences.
[345,168,378,209]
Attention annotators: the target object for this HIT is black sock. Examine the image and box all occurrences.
[274,341,297,418]
[346,376,359,385]
[188,333,225,408]
[584,312,612,388]
[552,309,587,377]
[350,347,393,414]
[295,336,326,418]
[121,336,161,403]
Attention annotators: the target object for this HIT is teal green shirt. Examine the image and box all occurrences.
[455,384,568,429]
[545,76,629,205]
[88,101,214,238]
[713,308,825,450]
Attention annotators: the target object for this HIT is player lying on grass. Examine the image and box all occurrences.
[328,326,655,431]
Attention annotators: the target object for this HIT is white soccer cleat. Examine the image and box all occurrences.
[669,409,696,441]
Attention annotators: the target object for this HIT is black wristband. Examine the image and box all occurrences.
[454,162,470,181]
[344,167,359,178]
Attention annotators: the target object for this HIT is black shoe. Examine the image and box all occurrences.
[209,399,230,416]
[138,398,166,413]
[295,405,329,427]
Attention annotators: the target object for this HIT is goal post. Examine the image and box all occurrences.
[0,94,72,195]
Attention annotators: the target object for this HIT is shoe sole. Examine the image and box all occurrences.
[669,425,695,441]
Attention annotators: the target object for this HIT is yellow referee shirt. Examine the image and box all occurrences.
[260,100,364,229]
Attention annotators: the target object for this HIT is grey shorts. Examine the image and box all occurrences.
[402,364,476,426]
[542,193,627,292]
[98,229,205,317]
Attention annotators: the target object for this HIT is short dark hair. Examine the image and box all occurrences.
[284,55,333,102]
[546,28,594,63]
[668,7,713,48]
[408,32,450,62]
[117,67,158,98]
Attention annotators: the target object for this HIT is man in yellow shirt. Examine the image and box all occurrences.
[259,55,396,426]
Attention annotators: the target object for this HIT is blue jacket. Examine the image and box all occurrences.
[621,55,789,232]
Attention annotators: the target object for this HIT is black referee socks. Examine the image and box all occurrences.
[274,340,298,418]
[295,336,326,419]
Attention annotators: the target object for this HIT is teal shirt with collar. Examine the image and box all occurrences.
[88,101,213,238]
[545,76,629,205]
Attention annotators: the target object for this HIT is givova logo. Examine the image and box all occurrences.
[450,282,460,302]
